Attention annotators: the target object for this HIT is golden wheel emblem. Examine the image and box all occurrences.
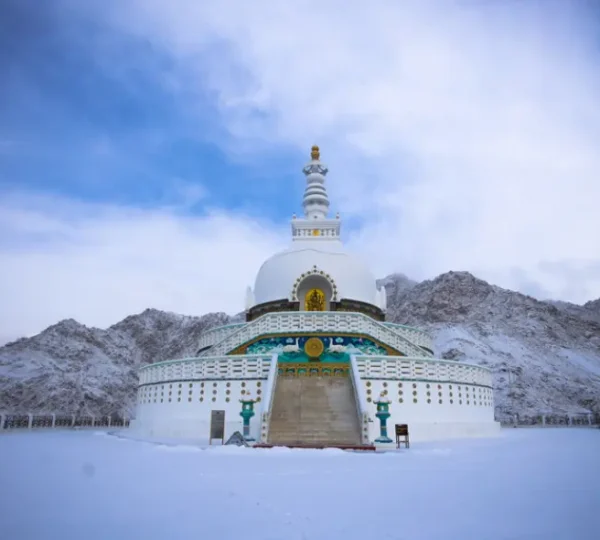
[304,337,324,358]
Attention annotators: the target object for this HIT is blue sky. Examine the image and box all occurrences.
[1,0,303,219]
[1,0,600,342]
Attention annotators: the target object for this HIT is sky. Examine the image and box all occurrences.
[1,0,600,343]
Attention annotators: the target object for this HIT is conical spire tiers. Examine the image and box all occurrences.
[302,145,330,220]
[291,145,340,241]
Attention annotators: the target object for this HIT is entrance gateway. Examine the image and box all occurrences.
[132,146,500,446]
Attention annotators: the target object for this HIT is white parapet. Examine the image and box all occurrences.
[197,323,246,352]
[354,355,493,387]
[138,354,272,386]
[198,312,434,358]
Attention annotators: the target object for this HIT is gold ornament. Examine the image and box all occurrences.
[304,337,325,358]
[311,145,320,160]
[305,288,325,311]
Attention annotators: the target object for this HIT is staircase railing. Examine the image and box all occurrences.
[259,352,280,443]
[349,354,370,445]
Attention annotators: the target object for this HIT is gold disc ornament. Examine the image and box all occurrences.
[304,337,324,359]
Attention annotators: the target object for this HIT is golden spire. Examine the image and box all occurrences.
[310,145,320,160]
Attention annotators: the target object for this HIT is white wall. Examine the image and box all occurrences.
[359,379,500,443]
[135,379,267,441]
[134,376,500,444]
[134,352,500,444]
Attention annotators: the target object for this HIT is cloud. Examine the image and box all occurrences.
[87,0,600,303]
[0,191,287,343]
[3,0,600,342]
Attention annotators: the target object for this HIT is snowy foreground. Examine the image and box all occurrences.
[1,429,599,540]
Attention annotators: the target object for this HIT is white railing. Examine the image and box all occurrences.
[138,354,272,385]
[382,322,433,351]
[0,413,130,431]
[353,356,493,387]
[349,355,370,444]
[199,312,433,359]
[197,323,247,352]
[259,353,280,443]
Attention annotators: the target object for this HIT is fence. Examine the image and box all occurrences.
[497,413,597,427]
[0,413,130,431]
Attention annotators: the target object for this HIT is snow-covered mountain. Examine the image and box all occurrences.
[383,272,600,420]
[1,272,599,419]
[0,310,231,417]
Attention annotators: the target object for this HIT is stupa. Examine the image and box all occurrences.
[132,146,500,446]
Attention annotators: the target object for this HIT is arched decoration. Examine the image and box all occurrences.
[305,288,326,311]
[291,266,338,302]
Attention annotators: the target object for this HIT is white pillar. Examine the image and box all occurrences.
[0,414,4,430]
[52,414,56,428]
[71,414,76,427]
[28,414,33,429]
[588,414,592,426]
[91,416,95,427]
[107,416,111,428]
[542,415,546,426]
[568,415,572,426]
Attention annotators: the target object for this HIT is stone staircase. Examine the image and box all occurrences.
[268,374,362,446]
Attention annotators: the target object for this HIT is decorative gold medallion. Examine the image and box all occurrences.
[305,288,325,311]
[312,229,321,236]
[304,337,324,359]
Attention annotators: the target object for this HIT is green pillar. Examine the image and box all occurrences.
[374,392,392,443]
[239,394,257,441]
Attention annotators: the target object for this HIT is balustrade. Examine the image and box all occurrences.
[199,311,433,359]
[139,354,272,385]
[196,323,247,352]
[353,355,493,387]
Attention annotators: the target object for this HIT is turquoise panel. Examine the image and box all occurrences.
[245,335,387,362]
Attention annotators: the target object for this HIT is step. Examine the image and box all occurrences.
[268,374,362,446]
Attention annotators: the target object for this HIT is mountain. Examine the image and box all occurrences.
[546,298,600,326]
[1,272,599,419]
[383,272,600,420]
[0,309,231,416]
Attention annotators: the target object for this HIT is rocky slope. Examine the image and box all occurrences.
[1,272,599,419]
[0,310,231,417]
[384,272,600,420]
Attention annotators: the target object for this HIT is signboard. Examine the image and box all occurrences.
[395,423,410,449]
[209,410,225,445]
[395,424,408,436]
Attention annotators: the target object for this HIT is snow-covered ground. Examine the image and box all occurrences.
[1,429,599,539]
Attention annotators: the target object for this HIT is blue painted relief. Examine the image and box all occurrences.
[245,335,388,362]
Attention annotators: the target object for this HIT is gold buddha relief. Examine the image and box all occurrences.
[305,288,326,311]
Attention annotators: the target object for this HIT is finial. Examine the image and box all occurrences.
[311,145,320,160]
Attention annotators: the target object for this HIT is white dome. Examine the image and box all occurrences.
[253,241,378,307]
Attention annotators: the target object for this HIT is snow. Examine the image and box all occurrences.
[1,429,599,539]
